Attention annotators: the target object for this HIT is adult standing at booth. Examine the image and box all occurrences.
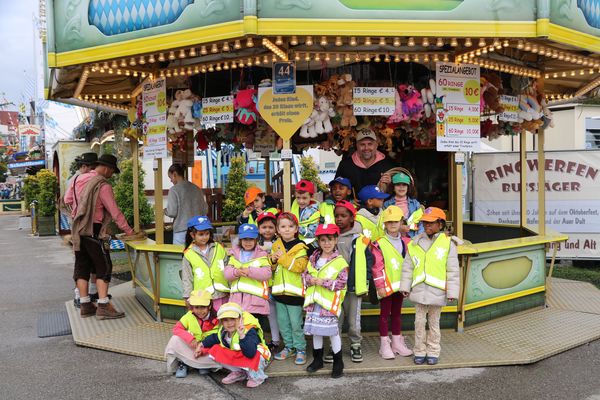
[334,128,396,196]
[165,164,208,245]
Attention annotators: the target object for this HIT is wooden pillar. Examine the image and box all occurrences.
[154,158,164,244]
[537,128,546,235]
[454,157,464,238]
[283,140,291,211]
[131,139,140,231]
[519,131,527,227]
[264,156,271,194]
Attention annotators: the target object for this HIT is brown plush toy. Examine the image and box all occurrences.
[481,73,504,114]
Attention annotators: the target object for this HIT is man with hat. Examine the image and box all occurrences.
[67,154,137,320]
[334,128,396,196]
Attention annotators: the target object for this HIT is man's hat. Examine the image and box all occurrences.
[357,185,390,203]
[295,179,315,195]
[96,154,120,173]
[315,224,340,236]
[188,290,212,306]
[77,152,98,166]
[329,176,352,190]
[420,207,447,222]
[355,128,378,142]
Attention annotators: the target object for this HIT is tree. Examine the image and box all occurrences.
[300,155,327,193]
[222,155,248,222]
[36,169,58,217]
[113,158,154,227]
[22,174,39,210]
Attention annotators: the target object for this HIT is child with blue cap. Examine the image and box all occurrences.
[319,177,355,226]
[355,185,389,241]
[181,216,229,311]
[224,224,272,322]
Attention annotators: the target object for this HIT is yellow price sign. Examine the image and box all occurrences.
[258,86,313,140]
[156,91,167,114]
[463,79,480,104]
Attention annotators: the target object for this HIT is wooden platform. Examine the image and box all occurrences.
[66,278,600,376]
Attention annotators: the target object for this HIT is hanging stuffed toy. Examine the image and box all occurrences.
[314,95,336,134]
[234,88,258,125]
[166,90,182,134]
[398,84,424,121]
[421,79,436,120]
[386,89,405,126]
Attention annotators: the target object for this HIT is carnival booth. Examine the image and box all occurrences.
[45,0,600,328]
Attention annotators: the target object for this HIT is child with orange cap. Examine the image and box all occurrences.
[400,207,460,366]
[238,187,278,227]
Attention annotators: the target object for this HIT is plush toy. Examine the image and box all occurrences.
[340,106,357,128]
[337,128,355,152]
[234,88,258,125]
[480,74,504,114]
[421,79,436,120]
[300,108,319,138]
[336,74,357,128]
[379,126,395,153]
[540,99,554,129]
[166,90,182,134]
[386,89,405,126]
[314,96,336,134]
[174,89,195,131]
[518,93,543,122]
[398,84,423,121]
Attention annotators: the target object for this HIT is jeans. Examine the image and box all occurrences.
[173,231,187,245]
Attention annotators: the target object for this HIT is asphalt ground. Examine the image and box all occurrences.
[1,214,599,400]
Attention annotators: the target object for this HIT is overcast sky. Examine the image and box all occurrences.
[0,0,38,109]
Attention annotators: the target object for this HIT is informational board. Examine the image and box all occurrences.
[435,62,480,152]
[18,124,41,136]
[273,61,296,95]
[201,95,234,125]
[257,85,313,140]
[498,95,519,122]
[353,87,395,115]
[142,78,167,159]
[473,151,600,259]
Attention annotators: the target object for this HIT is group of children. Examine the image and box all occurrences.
[164,172,459,387]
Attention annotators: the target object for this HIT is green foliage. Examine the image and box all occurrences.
[113,158,154,227]
[300,155,327,193]
[36,169,58,217]
[69,159,79,178]
[0,162,6,183]
[23,174,40,210]
[222,156,248,222]
[551,265,600,289]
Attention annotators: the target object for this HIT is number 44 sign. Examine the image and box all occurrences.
[273,61,296,95]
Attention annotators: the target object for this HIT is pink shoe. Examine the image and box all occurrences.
[391,335,413,357]
[246,377,265,388]
[221,370,247,385]
[379,336,395,359]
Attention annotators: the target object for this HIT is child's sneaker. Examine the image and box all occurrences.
[246,377,265,388]
[350,343,363,363]
[197,368,211,375]
[221,370,247,384]
[274,347,296,361]
[175,363,188,378]
[294,350,307,365]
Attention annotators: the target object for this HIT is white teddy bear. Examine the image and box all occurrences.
[314,95,336,134]
[166,90,182,134]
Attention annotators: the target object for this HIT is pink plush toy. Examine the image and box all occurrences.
[398,84,424,121]
[234,88,258,125]
[386,89,405,126]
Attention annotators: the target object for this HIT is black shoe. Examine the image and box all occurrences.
[350,343,363,363]
[306,348,324,373]
[73,298,81,309]
[332,350,344,378]
[90,293,112,303]
[323,348,334,363]
[267,341,281,354]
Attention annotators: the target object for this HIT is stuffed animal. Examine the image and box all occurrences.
[314,96,336,134]
[336,74,357,128]
[340,106,357,128]
[387,89,405,126]
[300,109,319,138]
[480,74,504,114]
[337,128,355,152]
[174,89,195,131]
[166,90,182,134]
[234,88,258,125]
[379,126,395,153]
[398,84,423,121]
[421,79,436,120]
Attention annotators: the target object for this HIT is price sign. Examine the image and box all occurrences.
[273,61,296,95]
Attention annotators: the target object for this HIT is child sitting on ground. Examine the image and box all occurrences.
[165,290,220,378]
[199,302,271,388]
[290,179,320,244]
[303,223,348,378]
[182,216,229,311]
[355,185,390,241]
[319,177,355,226]
[400,207,460,366]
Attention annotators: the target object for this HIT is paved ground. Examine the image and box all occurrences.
[2,214,600,400]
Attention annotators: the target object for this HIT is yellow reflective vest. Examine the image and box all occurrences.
[303,256,348,316]
[376,236,405,298]
[228,256,272,299]
[352,235,369,296]
[216,311,271,361]
[407,208,424,231]
[248,207,279,226]
[184,243,229,294]
[355,213,385,241]
[291,200,321,242]
[179,311,217,341]
[408,233,450,291]
[271,247,308,297]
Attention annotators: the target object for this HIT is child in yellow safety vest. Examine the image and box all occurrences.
[355,185,389,241]
[371,206,413,360]
[400,207,460,366]
[165,290,220,378]
[291,179,320,244]
[383,172,424,240]
[319,177,355,226]
[224,224,272,320]
[182,216,229,311]
[270,212,309,365]
[199,302,271,388]
[303,223,348,378]
[238,187,279,227]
